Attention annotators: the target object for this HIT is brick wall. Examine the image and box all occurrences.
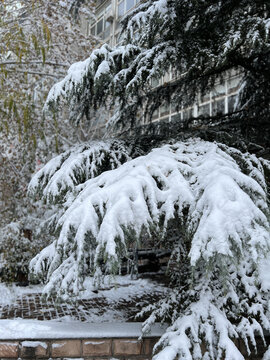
[0,337,158,359]
[0,336,268,359]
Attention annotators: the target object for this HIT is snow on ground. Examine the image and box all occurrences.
[80,275,168,301]
[0,276,169,323]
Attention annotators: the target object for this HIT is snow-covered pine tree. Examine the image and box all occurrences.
[29,137,270,359]
[29,0,270,358]
[46,0,270,153]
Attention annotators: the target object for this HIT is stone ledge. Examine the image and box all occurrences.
[82,339,112,356]
[0,320,166,340]
[0,342,18,358]
[0,337,159,359]
[113,339,142,356]
[51,340,81,358]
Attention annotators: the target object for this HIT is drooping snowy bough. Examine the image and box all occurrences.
[29,138,270,359]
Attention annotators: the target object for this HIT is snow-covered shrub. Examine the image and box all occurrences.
[0,222,47,283]
[29,138,270,358]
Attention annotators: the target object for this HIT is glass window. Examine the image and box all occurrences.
[212,82,225,99]
[228,76,241,94]
[198,103,210,117]
[152,108,159,120]
[212,99,225,116]
[160,103,170,116]
[171,100,178,113]
[228,95,238,113]
[104,23,111,38]
[171,113,182,122]
[118,1,124,17]
[183,108,193,120]
[105,3,112,13]
[115,20,121,30]
[126,0,135,12]
[91,26,95,36]
[97,18,103,34]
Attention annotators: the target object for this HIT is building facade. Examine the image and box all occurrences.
[81,0,242,131]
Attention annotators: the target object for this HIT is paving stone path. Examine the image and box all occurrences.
[0,291,160,322]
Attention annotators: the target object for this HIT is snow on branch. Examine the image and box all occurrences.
[30,139,269,297]
[28,139,137,204]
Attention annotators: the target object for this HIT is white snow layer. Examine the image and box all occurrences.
[30,139,270,298]
[0,320,166,340]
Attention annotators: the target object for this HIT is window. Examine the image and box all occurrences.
[118,1,124,17]
[126,0,135,12]
[97,19,104,35]
[152,108,159,120]
[228,76,241,94]
[117,0,138,18]
[90,1,112,40]
[198,103,210,117]
[212,82,225,99]
[228,95,238,113]
[171,113,182,122]
[160,103,170,116]
[212,99,225,116]
[183,108,193,120]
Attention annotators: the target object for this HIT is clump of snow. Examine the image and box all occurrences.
[21,341,47,349]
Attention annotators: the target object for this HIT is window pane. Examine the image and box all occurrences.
[228,76,241,94]
[106,3,112,12]
[228,95,238,113]
[118,1,124,17]
[91,26,95,35]
[212,99,225,116]
[212,82,225,99]
[171,100,178,113]
[104,24,111,38]
[171,113,182,122]
[126,0,135,12]
[152,108,159,120]
[183,108,193,120]
[160,103,170,116]
[198,103,210,117]
[97,19,103,34]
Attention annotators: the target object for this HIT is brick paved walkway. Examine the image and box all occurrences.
[0,288,163,322]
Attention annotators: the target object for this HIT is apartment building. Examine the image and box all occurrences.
[81,0,242,131]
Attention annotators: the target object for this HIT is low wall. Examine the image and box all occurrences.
[0,337,158,359]
[0,321,268,359]
[0,321,165,359]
